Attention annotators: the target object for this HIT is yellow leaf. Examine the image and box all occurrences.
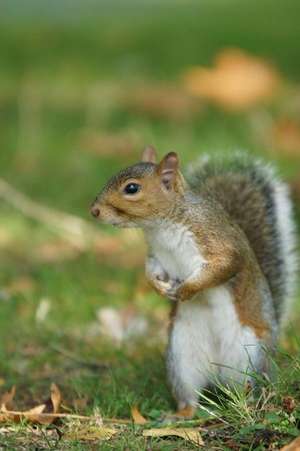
[131,406,147,425]
[143,427,204,446]
[64,426,117,441]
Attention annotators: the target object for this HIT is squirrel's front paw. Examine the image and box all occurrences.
[154,278,180,301]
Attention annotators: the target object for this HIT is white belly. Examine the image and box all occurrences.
[167,285,261,402]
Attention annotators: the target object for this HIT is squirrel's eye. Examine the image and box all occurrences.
[124,183,141,195]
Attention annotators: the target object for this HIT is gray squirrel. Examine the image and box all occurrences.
[91,147,297,418]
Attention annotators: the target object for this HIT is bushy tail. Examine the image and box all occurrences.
[269,178,298,324]
[186,152,298,325]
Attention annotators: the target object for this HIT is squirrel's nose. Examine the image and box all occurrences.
[91,206,100,218]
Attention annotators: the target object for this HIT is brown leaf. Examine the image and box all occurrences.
[282,396,296,413]
[0,403,20,422]
[143,427,204,446]
[183,48,280,111]
[131,406,147,425]
[36,383,62,424]
[50,383,61,414]
[0,383,62,425]
[0,386,16,410]
[280,436,300,451]
[22,404,47,424]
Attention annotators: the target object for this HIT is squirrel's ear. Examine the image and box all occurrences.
[141,145,157,163]
[158,152,179,190]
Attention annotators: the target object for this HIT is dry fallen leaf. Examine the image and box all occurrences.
[281,436,300,451]
[0,383,62,425]
[64,425,117,442]
[50,383,61,414]
[21,404,47,424]
[0,403,46,423]
[0,386,16,410]
[131,406,147,425]
[183,48,280,110]
[143,427,203,446]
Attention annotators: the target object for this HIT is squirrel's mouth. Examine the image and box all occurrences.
[91,202,137,228]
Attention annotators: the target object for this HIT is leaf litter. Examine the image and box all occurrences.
[0,383,61,425]
[0,385,205,445]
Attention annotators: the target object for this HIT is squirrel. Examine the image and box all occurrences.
[90,146,297,418]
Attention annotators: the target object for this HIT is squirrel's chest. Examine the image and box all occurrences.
[146,223,206,280]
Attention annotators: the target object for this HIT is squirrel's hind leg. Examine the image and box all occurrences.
[165,351,208,420]
[166,357,209,418]
[166,302,214,417]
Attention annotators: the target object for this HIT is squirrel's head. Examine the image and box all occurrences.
[90,146,187,227]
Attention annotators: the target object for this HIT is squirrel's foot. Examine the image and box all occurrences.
[174,405,196,419]
[161,405,196,423]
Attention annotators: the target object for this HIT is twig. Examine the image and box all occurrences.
[0,411,131,424]
[0,177,104,249]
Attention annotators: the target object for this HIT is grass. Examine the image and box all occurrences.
[0,0,300,448]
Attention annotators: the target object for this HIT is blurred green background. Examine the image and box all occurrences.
[0,0,299,448]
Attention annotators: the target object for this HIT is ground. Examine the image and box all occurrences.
[0,0,300,449]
